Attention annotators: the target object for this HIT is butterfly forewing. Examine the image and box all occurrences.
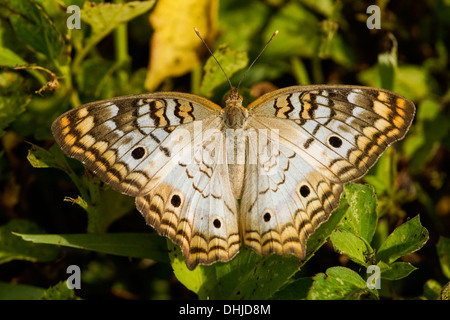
[52,92,222,197]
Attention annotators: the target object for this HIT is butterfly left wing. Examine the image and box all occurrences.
[241,85,415,259]
[52,93,240,270]
[51,92,221,197]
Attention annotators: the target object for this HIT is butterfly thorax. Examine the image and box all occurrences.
[223,88,248,129]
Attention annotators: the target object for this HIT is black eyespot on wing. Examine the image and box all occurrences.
[299,185,310,197]
[329,136,343,148]
[213,219,221,229]
[131,146,146,159]
[263,212,271,222]
[171,194,181,207]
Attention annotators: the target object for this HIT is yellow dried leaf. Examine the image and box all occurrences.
[145,0,218,91]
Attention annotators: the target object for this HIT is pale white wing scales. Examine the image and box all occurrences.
[241,120,343,258]
[136,118,240,270]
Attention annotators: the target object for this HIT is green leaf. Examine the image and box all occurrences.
[307,266,378,300]
[358,64,431,101]
[381,262,417,280]
[170,244,300,300]
[199,45,248,97]
[339,183,377,242]
[0,282,45,300]
[0,220,60,264]
[439,282,450,300]
[330,228,373,266]
[264,2,320,58]
[305,190,349,256]
[376,215,429,264]
[27,143,69,171]
[40,281,80,300]
[7,0,63,60]
[437,237,450,280]
[15,232,169,263]
[403,98,450,174]
[271,277,313,300]
[81,1,155,37]
[0,47,27,66]
[0,71,31,137]
[422,279,442,300]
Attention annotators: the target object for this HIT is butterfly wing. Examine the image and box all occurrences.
[135,118,240,269]
[52,92,221,197]
[52,93,240,269]
[242,85,415,259]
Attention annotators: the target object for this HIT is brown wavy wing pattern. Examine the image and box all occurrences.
[248,85,415,183]
[52,92,222,197]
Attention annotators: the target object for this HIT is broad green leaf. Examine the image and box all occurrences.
[437,237,450,280]
[381,262,417,280]
[376,215,429,264]
[0,220,60,264]
[7,0,63,60]
[0,47,27,66]
[0,282,45,300]
[338,183,377,242]
[81,1,155,39]
[307,266,378,300]
[199,45,248,97]
[15,233,169,263]
[330,228,373,266]
[271,277,313,300]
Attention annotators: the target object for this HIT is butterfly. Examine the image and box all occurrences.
[51,31,415,270]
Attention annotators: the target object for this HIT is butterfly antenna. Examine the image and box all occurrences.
[236,30,279,91]
[194,27,233,90]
